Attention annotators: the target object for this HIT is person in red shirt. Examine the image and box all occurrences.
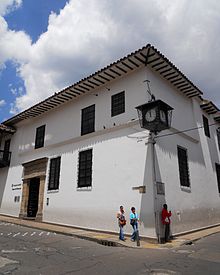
[161,204,172,243]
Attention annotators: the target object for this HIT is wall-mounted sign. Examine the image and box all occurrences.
[156,182,165,195]
[12,184,21,191]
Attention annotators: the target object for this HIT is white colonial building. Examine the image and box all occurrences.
[0,44,220,241]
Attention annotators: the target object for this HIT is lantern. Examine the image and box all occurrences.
[136,100,173,133]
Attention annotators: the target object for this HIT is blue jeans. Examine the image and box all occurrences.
[119,225,125,240]
[131,222,138,240]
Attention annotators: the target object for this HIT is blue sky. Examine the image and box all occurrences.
[1,0,220,123]
[0,0,67,121]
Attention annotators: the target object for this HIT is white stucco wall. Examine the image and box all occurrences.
[0,65,220,238]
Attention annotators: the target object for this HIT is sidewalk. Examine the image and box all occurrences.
[0,214,220,249]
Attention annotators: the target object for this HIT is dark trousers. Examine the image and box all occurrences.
[164,223,170,242]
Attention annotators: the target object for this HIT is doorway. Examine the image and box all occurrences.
[27,178,40,218]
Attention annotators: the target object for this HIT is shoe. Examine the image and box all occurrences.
[119,238,125,241]
[131,239,135,242]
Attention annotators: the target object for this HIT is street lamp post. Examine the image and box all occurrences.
[136,99,173,243]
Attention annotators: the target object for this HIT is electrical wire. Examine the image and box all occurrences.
[155,122,219,139]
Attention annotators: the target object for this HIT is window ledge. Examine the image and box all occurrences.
[180,186,191,193]
[77,186,92,191]
[47,189,59,194]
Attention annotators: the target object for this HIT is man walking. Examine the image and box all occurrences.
[130,207,139,242]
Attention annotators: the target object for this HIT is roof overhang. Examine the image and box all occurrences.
[200,100,219,115]
[0,124,16,135]
[3,44,203,126]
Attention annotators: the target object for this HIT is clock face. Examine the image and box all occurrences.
[160,110,166,123]
[145,109,156,122]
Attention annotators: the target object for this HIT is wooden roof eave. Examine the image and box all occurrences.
[146,47,203,100]
[0,124,16,135]
[200,100,219,115]
[3,44,205,126]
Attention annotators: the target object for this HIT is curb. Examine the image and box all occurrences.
[1,215,220,249]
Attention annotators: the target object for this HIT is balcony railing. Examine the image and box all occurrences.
[0,150,11,168]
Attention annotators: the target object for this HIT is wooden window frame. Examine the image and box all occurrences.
[77,149,93,188]
[203,115,210,138]
[81,105,95,136]
[48,157,61,190]
[177,146,190,188]
[35,125,46,149]
[217,128,220,150]
[111,91,125,117]
[215,163,220,193]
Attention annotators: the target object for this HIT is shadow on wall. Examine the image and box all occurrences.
[139,139,166,238]
[0,168,9,208]
[206,128,219,172]
[10,125,139,168]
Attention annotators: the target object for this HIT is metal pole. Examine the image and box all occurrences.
[148,131,161,243]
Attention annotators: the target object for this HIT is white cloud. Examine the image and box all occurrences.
[0,99,6,107]
[0,0,22,16]
[1,0,220,114]
[0,16,31,67]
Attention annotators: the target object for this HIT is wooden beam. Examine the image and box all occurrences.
[69,88,81,95]
[166,74,179,81]
[152,61,165,68]
[175,83,190,89]
[83,82,95,89]
[147,57,161,65]
[103,71,115,79]
[78,84,90,91]
[128,58,139,67]
[109,68,121,76]
[160,67,172,74]
[115,65,127,73]
[97,74,110,81]
[121,61,134,70]
[170,77,183,84]
[134,55,145,64]
[87,80,100,87]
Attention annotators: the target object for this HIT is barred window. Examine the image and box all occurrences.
[215,163,220,193]
[217,128,220,150]
[35,125,46,149]
[177,146,190,188]
[203,115,210,138]
[111,91,125,117]
[48,157,61,190]
[81,105,95,136]
[78,149,92,188]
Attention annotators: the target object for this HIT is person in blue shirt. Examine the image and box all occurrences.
[130,207,139,241]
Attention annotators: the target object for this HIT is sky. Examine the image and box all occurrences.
[0,0,220,123]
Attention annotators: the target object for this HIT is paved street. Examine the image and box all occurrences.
[0,222,220,275]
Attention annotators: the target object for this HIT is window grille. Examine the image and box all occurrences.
[177,146,190,188]
[78,149,92,188]
[215,163,220,193]
[217,128,220,150]
[203,115,210,138]
[35,125,46,149]
[48,157,61,190]
[81,105,95,135]
[111,91,125,117]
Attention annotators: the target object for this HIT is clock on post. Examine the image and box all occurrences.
[136,99,173,133]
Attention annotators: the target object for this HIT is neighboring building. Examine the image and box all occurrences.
[0,44,220,241]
